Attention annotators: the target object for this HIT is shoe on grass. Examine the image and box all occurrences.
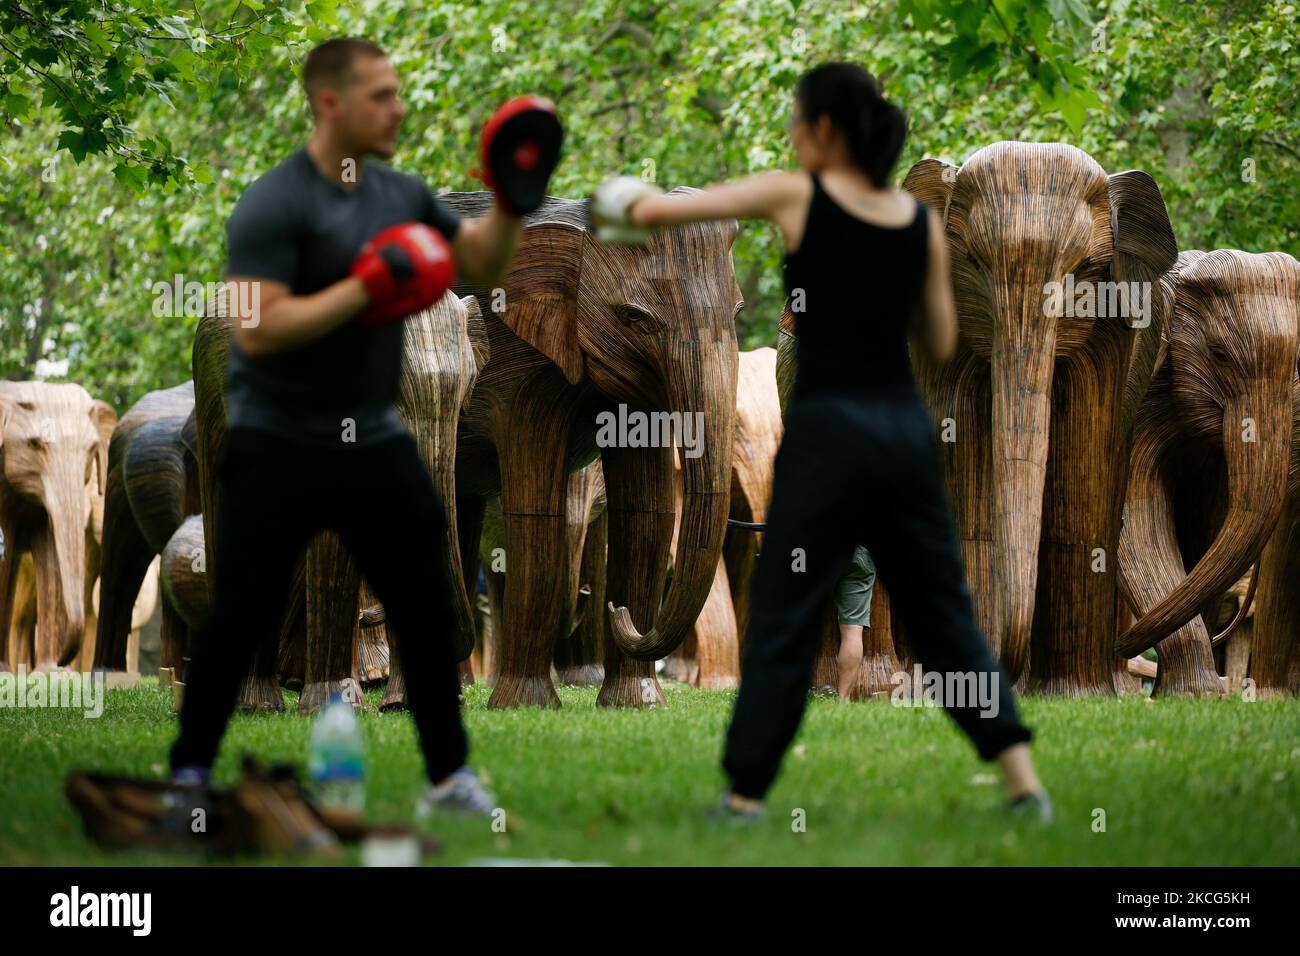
[416,767,498,819]
[171,765,211,788]
[1008,789,1053,823]
[705,793,765,825]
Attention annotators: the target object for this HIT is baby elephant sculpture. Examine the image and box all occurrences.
[93,382,201,680]
[1118,250,1300,695]
[0,382,115,671]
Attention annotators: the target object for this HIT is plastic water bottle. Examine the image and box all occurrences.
[308,689,366,816]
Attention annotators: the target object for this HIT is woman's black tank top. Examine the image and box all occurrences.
[781,173,928,401]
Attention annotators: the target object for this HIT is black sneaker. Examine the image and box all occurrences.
[1008,789,1053,823]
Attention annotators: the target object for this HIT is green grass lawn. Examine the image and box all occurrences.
[1,679,1297,866]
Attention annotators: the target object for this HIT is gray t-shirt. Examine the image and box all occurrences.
[223,147,461,446]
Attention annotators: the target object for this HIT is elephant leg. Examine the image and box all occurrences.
[1223,624,1253,698]
[489,506,568,707]
[93,467,153,674]
[276,557,307,692]
[554,506,606,686]
[7,553,37,671]
[693,559,739,689]
[723,526,758,658]
[662,637,695,684]
[300,530,362,714]
[159,590,186,675]
[809,610,839,693]
[236,612,284,714]
[1251,494,1300,697]
[354,577,390,685]
[1028,347,1130,695]
[0,500,16,672]
[597,443,673,709]
[1111,594,1142,695]
[861,581,900,698]
[455,495,486,690]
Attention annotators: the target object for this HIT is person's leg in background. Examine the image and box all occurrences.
[329,435,488,816]
[834,545,876,702]
[170,430,319,778]
[854,402,1049,818]
[721,400,860,811]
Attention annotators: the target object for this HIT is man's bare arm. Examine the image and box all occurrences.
[228,276,368,358]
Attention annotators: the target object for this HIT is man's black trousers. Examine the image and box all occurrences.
[170,427,467,782]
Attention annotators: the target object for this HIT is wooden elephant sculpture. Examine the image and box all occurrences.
[0,382,116,671]
[1118,250,1300,695]
[902,142,1178,695]
[91,381,201,683]
[441,190,742,709]
[475,458,609,688]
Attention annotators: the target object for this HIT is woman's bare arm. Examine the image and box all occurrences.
[917,207,958,363]
[629,170,806,231]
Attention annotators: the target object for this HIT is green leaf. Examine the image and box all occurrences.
[57,129,87,162]
[5,91,32,119]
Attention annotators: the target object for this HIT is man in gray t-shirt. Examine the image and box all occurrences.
[223,144,465,445]
[170,37,562,821]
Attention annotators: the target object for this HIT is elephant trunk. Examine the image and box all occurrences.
[990,323,1056,679]
[43,472,90,667]
[608,341,738,661]
[397,308,482,662]
[1117,398,1289,658]
[437,470,477,662]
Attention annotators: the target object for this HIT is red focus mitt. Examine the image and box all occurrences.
[478,95,563,216]
[350,222,455,328]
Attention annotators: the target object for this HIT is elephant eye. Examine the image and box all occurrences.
[28,436,44,449]
[1210,344,1233,364]
[617,303,658,332]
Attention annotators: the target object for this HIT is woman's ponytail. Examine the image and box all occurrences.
[796,63,907,188]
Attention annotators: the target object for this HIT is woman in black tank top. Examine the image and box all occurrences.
[592,63,1048,822]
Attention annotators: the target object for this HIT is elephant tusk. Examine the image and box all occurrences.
[1210,557,1260,649]
[608,601,641,641]
[726,517,766,532]
[358,605,386,629]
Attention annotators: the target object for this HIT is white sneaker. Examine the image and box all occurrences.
[416,767,498,818]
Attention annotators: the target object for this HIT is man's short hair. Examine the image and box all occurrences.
[302,37,388,114]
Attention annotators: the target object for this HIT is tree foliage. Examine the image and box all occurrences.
[1,0,1295,411]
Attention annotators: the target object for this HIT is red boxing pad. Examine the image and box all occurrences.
[351,223,455,328]
[479,95,563,216]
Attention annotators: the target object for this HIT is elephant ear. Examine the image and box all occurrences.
[497,219,585,384]
[460,294,491,375]
[1109,170,1178,434]
[902,158,959,218]
[1108,170,1178,308]
[90,399,117,496]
